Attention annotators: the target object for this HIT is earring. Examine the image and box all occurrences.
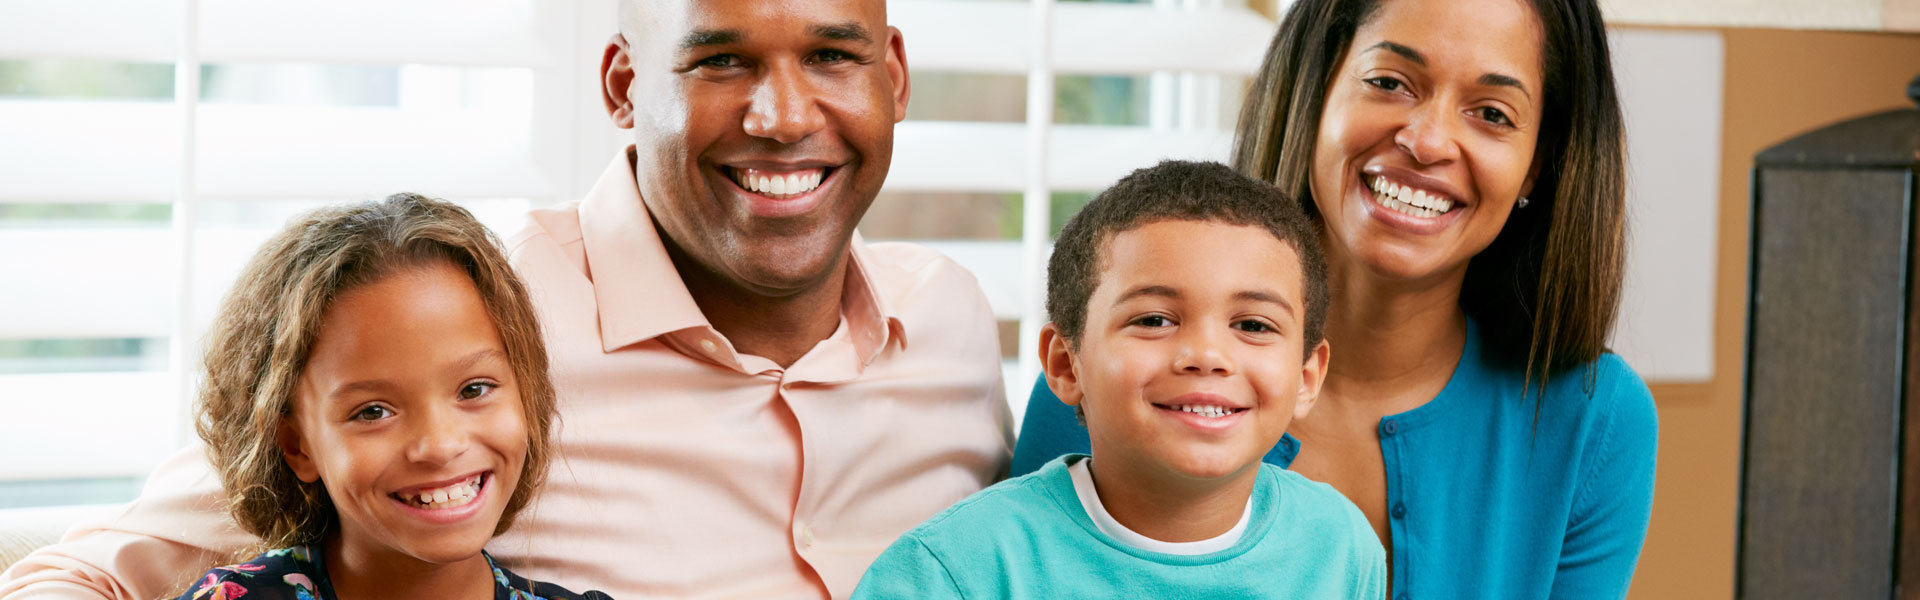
[1517,196,1530,209]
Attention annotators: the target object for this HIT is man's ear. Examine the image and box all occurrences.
[278,416,321,484]
[884,26,911,123]
[1039,323,1084,410]
[1293,339,1331,420]
[601,34,637,129]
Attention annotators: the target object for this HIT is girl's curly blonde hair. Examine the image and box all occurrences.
[195,193,554,548]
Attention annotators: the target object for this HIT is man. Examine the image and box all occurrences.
[0,0,1012,598]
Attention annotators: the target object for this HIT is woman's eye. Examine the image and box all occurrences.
[1477,106,1513,126]
[459,382,497,401]
[351,406,391,421]
[1234,320,1274,334]
[1363,76,1405,93]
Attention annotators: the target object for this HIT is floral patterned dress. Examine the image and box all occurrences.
[175,546,614,600]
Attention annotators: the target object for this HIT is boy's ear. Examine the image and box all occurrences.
[1038,323,1084,409]
[278,416,321,484]
[1293,339,1331,420]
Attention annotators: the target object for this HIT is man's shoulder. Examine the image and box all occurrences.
[504,201,585,256]
[856,240,993,318]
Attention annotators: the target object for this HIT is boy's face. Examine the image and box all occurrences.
[282,261,528,568]
[1043,220,1329,485]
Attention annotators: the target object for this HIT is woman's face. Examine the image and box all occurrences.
[1309,0,1545,284]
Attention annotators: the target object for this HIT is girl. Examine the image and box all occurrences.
[177,194,610,600]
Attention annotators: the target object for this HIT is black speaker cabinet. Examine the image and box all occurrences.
[1741,78,1920,599]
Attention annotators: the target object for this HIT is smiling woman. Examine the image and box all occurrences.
[1012,0,1656,597]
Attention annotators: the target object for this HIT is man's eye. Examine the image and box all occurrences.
[696,54,742,69]
[811,49,854,64]
[352,406,392,421]
[459,382,497,401]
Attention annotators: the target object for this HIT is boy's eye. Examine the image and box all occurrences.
[351,405,392,422]
[458,382,497,401]
[1131,315,1172,328]
[1234,320,1274,334]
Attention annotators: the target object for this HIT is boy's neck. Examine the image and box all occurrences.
[1085,455,1259,543]
[326,534,494,600]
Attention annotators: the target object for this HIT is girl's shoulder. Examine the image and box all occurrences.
[174,546,325,600]
[489,553,616,600]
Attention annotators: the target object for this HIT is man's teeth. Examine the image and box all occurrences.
[1172,404,1238,418]
[1369,177,1454,217]
[731,168,824,198]
[399,474,483,510]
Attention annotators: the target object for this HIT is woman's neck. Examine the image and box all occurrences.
[326,534,493,600]
[1319,250,1469,407]
[1087,456,1259,544]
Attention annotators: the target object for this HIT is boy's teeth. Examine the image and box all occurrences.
[1173,404,1236,418]
[732,168,823,197]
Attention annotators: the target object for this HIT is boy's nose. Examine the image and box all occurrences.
[1173,330,1236,375]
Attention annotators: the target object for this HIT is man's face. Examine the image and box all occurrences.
[605,0,908,296]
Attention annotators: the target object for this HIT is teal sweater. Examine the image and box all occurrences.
[853,455,1385,599]
[1012,320,1658,599]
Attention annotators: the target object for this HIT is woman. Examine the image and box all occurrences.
[1010,0,1658,597]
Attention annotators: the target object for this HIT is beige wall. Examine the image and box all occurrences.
[1630,27,1920,600]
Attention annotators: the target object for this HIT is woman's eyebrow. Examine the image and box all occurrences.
[1366,41,1425,65]
[1479,73,1531,100]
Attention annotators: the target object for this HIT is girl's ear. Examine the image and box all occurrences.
[278,415,321,483]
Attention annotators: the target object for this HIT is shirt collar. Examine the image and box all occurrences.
[576,148,906,363]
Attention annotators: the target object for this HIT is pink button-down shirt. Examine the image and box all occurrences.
[0,151,1013,600]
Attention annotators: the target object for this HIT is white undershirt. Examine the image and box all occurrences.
[1066,456,1251,555]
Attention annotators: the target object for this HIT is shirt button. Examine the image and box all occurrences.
[800,526,816,550]
[1381,419,1399,436]
[1391,502,1407,519]
[1396,594,1410,600]
[699,338,718,354]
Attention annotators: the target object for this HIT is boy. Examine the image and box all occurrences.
[852,160,1385,599]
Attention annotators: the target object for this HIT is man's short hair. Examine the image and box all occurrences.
[1047,160,1328,353]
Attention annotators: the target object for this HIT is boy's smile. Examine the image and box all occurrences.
[1046,219,1328,494]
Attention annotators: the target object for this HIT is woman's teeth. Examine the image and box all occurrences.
[397,474,483,510]
[731,167,824,198]
[1369,177,1454,217]
[1170,404,1240,418]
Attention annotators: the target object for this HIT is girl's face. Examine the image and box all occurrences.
[1309,0,1545,285]
[282,260,527,567]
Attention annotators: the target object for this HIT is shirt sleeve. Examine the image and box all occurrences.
[0,446,257,600]
[849,535,965,600]
[1009,375,1089,477]
[1550,359,1660,598]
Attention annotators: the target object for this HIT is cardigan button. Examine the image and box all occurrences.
[1391,502,1407,519]
[1381,419,1399,436]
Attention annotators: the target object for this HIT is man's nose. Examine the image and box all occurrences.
[744,63,827,144]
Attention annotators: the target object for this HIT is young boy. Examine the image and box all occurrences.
[852,160,1385,599]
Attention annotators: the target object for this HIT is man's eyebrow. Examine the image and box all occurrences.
[1113,285,1180,305]
[679,29,741,51]
[1365,41,1425,66]
[1478,73,1530,100]
[811,22,873,43]
[1235,290,1296,317]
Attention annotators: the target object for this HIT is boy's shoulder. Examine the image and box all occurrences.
[173,546,325,600]
[902,456,1077,546]
[1262,464,1381,554]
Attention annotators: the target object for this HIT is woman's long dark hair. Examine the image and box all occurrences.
[1230,0,1627,392]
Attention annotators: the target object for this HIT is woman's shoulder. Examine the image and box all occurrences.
[174,546,324,600]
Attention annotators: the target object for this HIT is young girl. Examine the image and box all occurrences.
[175,193,610,600]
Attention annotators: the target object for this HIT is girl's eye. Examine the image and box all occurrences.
[1363,76,1405,93]
[1132,315,1172,328]
[351,405,392,422]
[459,382,497,401]
[1234,320,1275,334]
[1477,106,1513,127]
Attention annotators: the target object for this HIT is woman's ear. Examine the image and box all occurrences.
[278,415,321,484]
[1039,323,1084,410]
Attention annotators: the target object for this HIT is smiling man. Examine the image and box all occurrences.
[0,1,1011,599]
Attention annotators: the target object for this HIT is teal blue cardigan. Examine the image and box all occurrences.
[1010,320,1658,599]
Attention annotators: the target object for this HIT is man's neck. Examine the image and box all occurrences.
[1086,455,1258,544]
[326,534,492,600]
[667,238,849,369]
